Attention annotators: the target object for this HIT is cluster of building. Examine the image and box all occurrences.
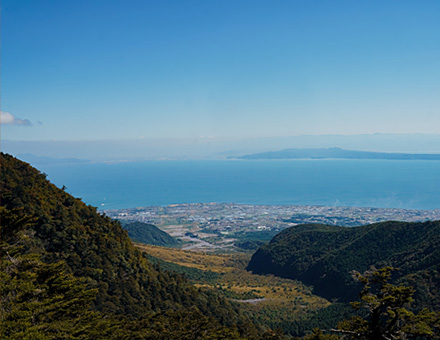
[105,202,440,232]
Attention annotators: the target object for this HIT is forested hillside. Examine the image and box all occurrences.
[247,222,440,310]
[0,153,270,339]
[121,221,179,247]
[3,152,439,339]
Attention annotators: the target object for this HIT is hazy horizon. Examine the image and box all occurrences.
[1,1,439,150]
[3,133,440,163]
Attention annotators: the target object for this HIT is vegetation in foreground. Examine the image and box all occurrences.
[1,152,439,339]
[301,267,440,339]
[0,153,273,339]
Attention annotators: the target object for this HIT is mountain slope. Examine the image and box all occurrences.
[0,153,261,338]
[247,222,440,310]
[121,221,179,247]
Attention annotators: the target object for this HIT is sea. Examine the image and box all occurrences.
[36,159,440,211]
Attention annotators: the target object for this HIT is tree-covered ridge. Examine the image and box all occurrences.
[1,152,274,339]
[1,152,186,317]
[121,221,179,247]
[247,222,440,310]
[3,152,439,339]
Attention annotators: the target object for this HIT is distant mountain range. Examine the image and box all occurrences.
[236,147,440,160]
[247,222,440,310]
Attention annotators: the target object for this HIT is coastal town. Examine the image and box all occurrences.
[104,203,440,252]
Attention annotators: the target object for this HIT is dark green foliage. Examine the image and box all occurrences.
[234,230,280,243]
[215,286,262,300]
[0,153,263,339]
[121,221,179,247]
[295,267,440,339]
[235,240,267,251]
[240,302,354,338]
[299,329,341,340]
[272,303,356,337]
[144,253,221,283]
[122,308,244,339]
[0,256,118,340]
[0,207,120,340]
[185,231,197,237]
[335,267,440,339]
[247,222,440,310]
[0,152,226,317]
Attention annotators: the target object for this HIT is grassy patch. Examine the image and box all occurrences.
[135,242,331,331]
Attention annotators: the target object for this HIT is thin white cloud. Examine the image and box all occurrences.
[0,111,32,126]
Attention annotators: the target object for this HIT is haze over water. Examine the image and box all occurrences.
[38,159,440,211]
[3,1,440,209]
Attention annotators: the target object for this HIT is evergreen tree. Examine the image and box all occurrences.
[334,267,440,339]
[0,207,120,340]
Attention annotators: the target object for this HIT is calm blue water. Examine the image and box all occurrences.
[37,160,440,210]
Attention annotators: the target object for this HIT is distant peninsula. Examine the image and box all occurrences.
[235,147,440,160]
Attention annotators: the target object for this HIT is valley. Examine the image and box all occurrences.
[135,243,331,334]
[115,202,440,335]
[2,152,440,339]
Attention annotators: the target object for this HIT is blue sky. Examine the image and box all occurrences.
[1,0,440,142]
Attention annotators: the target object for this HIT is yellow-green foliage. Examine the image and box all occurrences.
[136,243,240,273]
[136,242,330,336]
[137,243,328,306]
